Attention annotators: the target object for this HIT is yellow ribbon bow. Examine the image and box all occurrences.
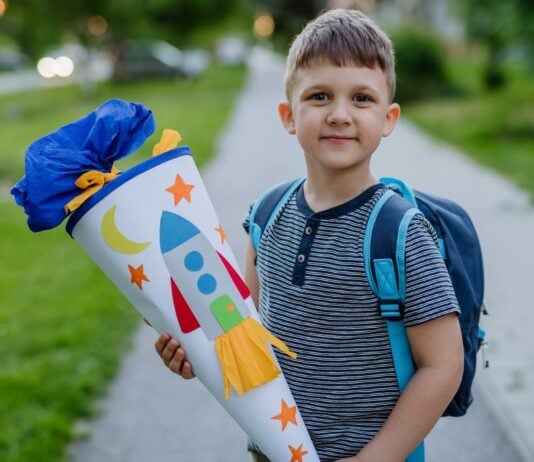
[152,128,182,157]
[64,166,120,213]
[64,129,180,214]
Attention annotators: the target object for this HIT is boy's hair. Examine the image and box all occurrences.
[284,9,396,102]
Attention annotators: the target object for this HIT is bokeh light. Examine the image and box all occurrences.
[0,0,7,17]
[88,15,108,37]
[253,13,275,39]
[55,56,74,77]
[37,57,56,78]
[37,56,74,78]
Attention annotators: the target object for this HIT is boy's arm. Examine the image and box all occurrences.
[340,313,463,462]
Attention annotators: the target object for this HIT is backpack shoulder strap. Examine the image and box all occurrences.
[249,177,305,252]
[379,176,418,207]
[364,186,426,462]
[365,189,424,310]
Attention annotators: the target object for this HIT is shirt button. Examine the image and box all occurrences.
[304,226,313,235]
[297,254,306,263]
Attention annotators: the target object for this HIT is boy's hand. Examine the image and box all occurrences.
[154,333,195,379]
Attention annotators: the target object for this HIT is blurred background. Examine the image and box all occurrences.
[0,1,532,461]
[1,0,532,196]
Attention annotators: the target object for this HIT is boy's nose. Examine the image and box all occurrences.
[326,100,352,125]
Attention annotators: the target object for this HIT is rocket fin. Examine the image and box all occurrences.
[217,251,251,299]
[170,277,200,333]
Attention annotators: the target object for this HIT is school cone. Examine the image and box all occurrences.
[12,100,319,462]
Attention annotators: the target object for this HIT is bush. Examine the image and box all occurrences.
[390,25,451,103]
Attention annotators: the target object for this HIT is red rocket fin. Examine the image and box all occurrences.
[170,278,200,333]
[216,251,251,299]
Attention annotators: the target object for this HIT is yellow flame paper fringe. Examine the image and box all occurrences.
[215,317,297,399]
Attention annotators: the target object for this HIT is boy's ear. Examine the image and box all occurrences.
[278,102,296,135]
[382,103,401,138]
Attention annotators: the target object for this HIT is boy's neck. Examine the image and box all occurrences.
[303,169,377,213]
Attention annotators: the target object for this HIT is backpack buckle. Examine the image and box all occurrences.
[379,300,405,320]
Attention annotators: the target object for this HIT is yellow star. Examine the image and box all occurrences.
[166,174,194,206]
[128,264,150,290]
[271,399,298,431]
[289,444,309,462]
[214,224,227,244]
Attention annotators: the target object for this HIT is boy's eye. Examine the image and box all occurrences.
[354,94,372,104]
[310,92,329,101]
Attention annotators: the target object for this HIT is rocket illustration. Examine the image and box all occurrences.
[160,210,251,339]
[159,210,297,399]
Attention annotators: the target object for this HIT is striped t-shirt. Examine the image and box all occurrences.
[244,183,459,461]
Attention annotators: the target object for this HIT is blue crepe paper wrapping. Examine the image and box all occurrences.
[11,99,156,232]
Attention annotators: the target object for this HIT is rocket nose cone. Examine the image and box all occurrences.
[160,211,201,253]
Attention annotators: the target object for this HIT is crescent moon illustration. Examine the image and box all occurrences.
[101,205,151,254]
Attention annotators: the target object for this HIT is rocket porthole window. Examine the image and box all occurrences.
[184,250,204,271]
[198,273,217,295]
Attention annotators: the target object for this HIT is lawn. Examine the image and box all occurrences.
[0,64,247,462]
[404,61,534,199]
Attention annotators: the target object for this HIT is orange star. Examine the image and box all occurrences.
[166,174,194,206]
[271,399,298,431]
[289,444,309,462]
[214,224,227,244]
[128,264,150,290]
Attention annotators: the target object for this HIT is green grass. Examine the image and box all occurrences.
[404,60,534,199]
[0,64,247,462]
[0,209,139,461]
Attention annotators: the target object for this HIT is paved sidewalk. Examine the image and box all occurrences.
[69,48,533,462]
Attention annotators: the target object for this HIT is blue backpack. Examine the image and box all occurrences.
[249,176,487,461]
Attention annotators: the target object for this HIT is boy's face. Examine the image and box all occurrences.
[279,64,399,175]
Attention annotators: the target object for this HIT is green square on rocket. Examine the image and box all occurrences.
[210,294,244,332]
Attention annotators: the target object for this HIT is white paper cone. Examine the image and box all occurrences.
[66,147,319,462]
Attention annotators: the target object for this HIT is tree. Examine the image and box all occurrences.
[456,0,533,88]
[251,0,324,48]
[0,0,248,59]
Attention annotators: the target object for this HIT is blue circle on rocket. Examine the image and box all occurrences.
[184,251,204,272]
[198,274,217,295]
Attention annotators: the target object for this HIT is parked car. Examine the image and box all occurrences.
[215,36,248,66]
[112,40,209,81]
[181,48,211,78]
[0,48,31,72]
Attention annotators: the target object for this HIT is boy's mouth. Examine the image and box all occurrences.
[320,135,357,142]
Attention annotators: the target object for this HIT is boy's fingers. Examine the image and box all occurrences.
[181,361,195,379]
[168,347,185,373]
[154,334,194,379]
[161,339,180,365]
[154,333,171,355]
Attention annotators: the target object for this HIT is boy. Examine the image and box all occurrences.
[155,9,463,462]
